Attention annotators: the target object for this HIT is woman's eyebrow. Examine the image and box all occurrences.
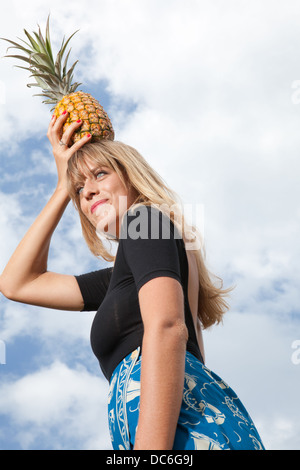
[89,164,109,173]
[77,164,99,178]
[75,163,110,183]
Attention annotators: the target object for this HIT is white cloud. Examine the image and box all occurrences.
[0,0,300,450]
[0,361,111,449]
[0,301,94,346]
[203,311,300,450]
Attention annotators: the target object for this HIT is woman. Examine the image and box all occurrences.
[0,112,265,450]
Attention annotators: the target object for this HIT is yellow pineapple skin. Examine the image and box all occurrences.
[54,91,114,144]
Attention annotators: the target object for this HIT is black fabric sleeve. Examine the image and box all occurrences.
[75,267,113,311]
[120,205,182,292]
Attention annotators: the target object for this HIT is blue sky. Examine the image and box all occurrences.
[1,0,300,450]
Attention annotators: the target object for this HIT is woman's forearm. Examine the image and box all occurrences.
[0,186,70,297]
[134,323,188,450]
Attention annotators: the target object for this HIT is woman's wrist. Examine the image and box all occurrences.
[55,181,71,200]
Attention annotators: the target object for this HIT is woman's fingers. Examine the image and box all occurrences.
[47,111,92,157]
[69,132,92,153]
[46,114,57,142]
[60,119,84,147]
[47,111,68,144]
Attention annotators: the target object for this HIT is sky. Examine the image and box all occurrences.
[0,0,300,450]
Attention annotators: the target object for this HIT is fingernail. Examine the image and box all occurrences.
[87,133,91,138]
[62,110,67,115]
[52,114,55,119]
[76,119,82,123]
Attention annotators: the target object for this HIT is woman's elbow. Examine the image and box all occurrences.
[0,275,19,301]
[170,320,188,344]
[148,319,188,346]
[1,286,15,302]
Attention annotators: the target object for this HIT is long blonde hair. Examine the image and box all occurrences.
[67,140,232,328]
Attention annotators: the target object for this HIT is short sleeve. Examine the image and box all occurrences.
[120,205,182,292]
[75,267,112,311]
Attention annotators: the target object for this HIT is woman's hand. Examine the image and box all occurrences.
[47,111,92,190]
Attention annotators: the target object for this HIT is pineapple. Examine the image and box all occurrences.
[1,15,114,144]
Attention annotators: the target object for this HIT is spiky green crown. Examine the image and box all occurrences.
[1,15,81,108]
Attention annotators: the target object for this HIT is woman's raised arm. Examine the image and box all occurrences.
[0,113,91,311]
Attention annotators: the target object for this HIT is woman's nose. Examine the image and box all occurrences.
[82,178,99,198]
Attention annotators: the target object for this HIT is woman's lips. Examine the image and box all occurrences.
[91,199,109,214]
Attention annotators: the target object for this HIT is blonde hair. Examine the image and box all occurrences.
[67,140,232,328]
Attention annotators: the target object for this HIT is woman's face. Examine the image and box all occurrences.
[77,157,138,238]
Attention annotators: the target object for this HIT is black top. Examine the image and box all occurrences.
[75,205,203,381]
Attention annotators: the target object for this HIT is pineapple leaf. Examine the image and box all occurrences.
[2,15,81,102]
[33,31,48,57]
[32,76,49,89]
[65,59,79,84]
[41,90,62,99]
[34,21,55,66]
[58,30,79,63]
[54,51,62,79]
[70,82,82,93]
[32,89,61,102]
[44,100,59,107]
[3,54,36,66]
[33,92,57,99]
[30,71,61,89]
[53,30,79,83]
[35,96,60,106]
[1,38,32,56]
[26,82,43,87]
[14,64,35,73]
[42,97,59,103]
[28,60,57,75]
[45,15,54,63]
[31,51,55,71]
[23,29,41,53]
[16,36,35,51]
[62,48,71,77]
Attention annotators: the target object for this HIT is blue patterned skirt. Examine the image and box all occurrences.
[107,348,265,450]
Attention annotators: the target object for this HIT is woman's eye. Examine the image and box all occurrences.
[96,171,106,179]
[76,170,107,194]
